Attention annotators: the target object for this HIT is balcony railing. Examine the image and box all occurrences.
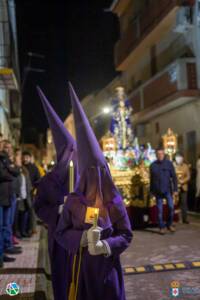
[129,58,197,114]
[115,0,194,69]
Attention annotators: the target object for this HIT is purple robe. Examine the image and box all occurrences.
[34,171,72,300]
[55,192,133,300]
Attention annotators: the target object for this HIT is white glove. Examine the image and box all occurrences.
[87,226,102,244]
[88,240,111,256]
[58,204,64,214]
[80,230,88,247]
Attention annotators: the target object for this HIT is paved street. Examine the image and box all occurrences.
[123,216,200,300]
[0,227,52,299]
[0,216,199,299]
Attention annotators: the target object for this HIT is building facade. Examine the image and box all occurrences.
[111,0,200,166]
[0,0,21,144]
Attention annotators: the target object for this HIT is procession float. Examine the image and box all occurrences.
[100,87,179,228]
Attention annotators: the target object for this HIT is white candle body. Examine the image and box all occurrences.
[69,160,74,193]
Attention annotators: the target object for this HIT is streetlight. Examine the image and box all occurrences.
[103,107,111,114]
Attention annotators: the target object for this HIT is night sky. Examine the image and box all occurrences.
[15,0,119,145]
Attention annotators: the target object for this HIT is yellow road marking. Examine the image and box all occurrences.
[164,264,175,270]
[125,267,135,273]
[135,267,146,272]
[192,262,200,267]
[154,265,164,271]
[124,261,200,275]
[175,263,185,269]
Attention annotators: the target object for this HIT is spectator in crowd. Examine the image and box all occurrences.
[12,148,22,245]
[22,151,40,235]
[2,140,21,254]
[14,150,32,238]
[174,153,190,224]
[0,138,22,268]
[0,133,15,268]
[13,148,21,241]
[150,147,178,234]
[22,152,40,186]
[195,154,200,211]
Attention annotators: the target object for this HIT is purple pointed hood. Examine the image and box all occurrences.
[37,86,78,186]
[37,86,76,162]
[69,82,120,205]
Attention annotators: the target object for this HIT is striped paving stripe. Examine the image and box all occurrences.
[124,260,200,275]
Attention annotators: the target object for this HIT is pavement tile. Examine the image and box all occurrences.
[0,217,200,299]
[123,217,200,300]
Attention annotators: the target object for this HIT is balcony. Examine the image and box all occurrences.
[128,58,200,122]
[0,68,19,90]
[115,0,194,71]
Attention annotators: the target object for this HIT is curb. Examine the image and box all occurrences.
[124,261,200,275]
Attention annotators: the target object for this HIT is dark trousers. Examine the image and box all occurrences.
[29,205,37,233]
[156,192,174,228]
[10,196,17,229]
[27,196,36,234]
[179,191,188,222]
[1,205,13,250]
[18,211,28,235]
[0,195,17,257]
[15,200,30,235]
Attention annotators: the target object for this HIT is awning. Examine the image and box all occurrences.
[0,68,19,90]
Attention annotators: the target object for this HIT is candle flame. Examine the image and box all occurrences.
[69,160,74,167]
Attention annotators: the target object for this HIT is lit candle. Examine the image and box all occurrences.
[69,160,74,193]
[93,208,99,228]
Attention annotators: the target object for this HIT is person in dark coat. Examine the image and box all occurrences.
[22,151,40,187]
[0,140,21,268]
[0,136,16,267]
[150,147,178,234]
[34,87,78,300]
[2,141,21,252]
[3,141,21,230]
[55,83,132,300]
[22,151,40,235]
[14,149,32,238]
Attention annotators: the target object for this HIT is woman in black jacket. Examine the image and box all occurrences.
[14,160,32,238]
[0,151,15,266]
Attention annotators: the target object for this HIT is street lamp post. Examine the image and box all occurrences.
[21,52,45,92]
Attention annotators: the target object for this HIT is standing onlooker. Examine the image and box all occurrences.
[22,151,40,235]
[150,147,178,234]
[22,152,40,186]
[14,150,32,238]
[0,133,11,267]
[0,138,21,268]
[195,155,200,211]
[2,140,21,255]
[174,153,190,224]
[12,148,22,245]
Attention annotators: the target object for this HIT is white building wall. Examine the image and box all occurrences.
[0,106,10,138]
[0,88,11,138]
[138,99,200,164]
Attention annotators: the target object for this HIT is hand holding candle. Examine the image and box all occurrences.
[87,208,100,245]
